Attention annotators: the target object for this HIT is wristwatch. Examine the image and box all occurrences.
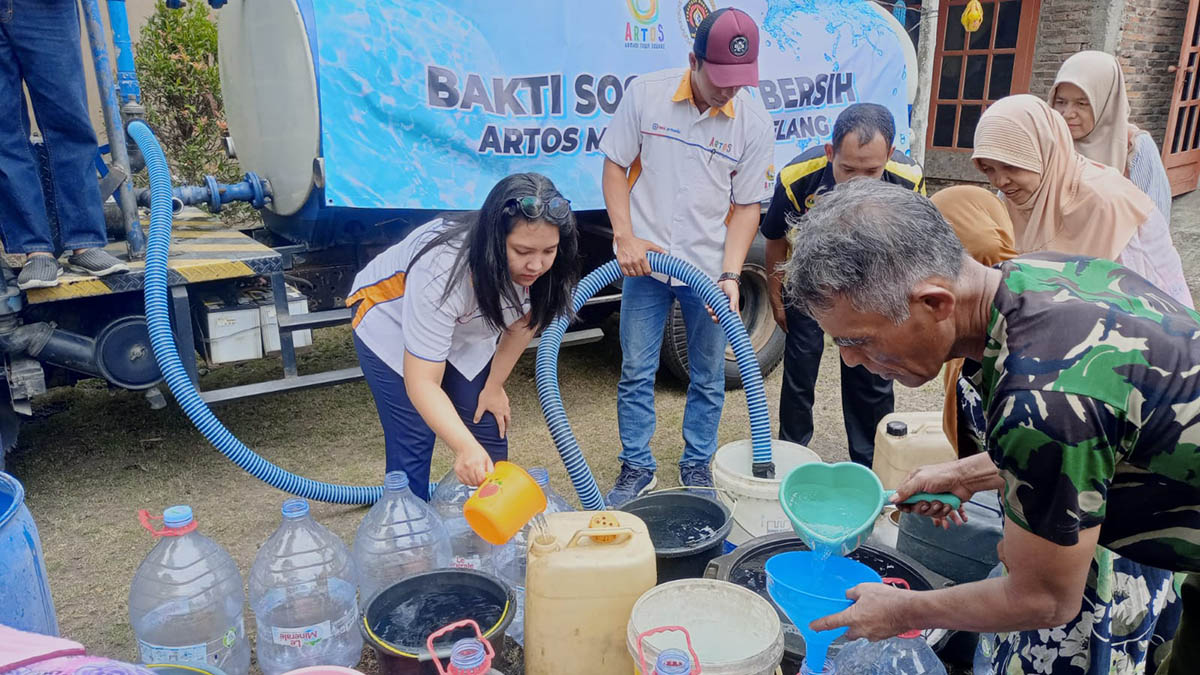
[718,272,742,288]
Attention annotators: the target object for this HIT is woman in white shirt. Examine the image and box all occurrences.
[348,173,578,498]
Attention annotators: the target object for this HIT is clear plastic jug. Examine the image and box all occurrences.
[353,470,452,607]
[129,506,250,675]
[249,499,362,675]
[829,636,947,675]
[430,469,509,573]
[497,467,573,646]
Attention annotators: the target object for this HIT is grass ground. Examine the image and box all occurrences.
[8,190,1200,668]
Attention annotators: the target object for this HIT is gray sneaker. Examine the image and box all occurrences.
[605,464,657,508]
[67,249,129,277]
[680,461,717,501]
[17,255,62,290]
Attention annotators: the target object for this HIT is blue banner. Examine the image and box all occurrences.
[312,0,912,210]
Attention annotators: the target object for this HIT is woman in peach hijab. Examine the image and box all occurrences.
[929,186,1015,457]
[971,94,1192,307]
[1050,51,1172,220]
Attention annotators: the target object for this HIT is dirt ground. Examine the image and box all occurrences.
[8,191,1200,668]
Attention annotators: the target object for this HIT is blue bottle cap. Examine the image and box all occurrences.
[800,660,836,675]
[528,467,550,487]
[654,649,692,675]
[281,498,309,519]
[384,471,410,491]
[162,505,193,528]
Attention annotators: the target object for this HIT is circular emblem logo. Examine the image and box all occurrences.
[222,629,236,648]
[680,0,713,39]
[729,35,749,57]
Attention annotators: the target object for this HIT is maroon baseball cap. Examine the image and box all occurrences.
[693,7,760,88]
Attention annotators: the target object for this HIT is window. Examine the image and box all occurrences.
[928,0,1040,150]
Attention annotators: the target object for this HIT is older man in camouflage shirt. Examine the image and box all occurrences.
[783,179,1199,674]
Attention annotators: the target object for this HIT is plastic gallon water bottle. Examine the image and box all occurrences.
[830,635,947,674]
[249,499,362,675]
[428,620,504,675]
[497,467,572,646]
[353,470,452,607]
[430,469,507,573]
[129,506,250,675]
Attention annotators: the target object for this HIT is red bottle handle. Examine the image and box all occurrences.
[426,619,493,675]
[880,577,922,639]
[636,625,701,674]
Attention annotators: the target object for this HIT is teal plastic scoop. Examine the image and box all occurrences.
[779,461,962,557]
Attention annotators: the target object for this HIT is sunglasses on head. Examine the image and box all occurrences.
[503,195,571,221]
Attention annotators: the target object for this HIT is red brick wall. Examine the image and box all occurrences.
[1029,0,1098,101]
[1117,0,1189,147]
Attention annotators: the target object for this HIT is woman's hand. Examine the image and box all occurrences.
[454,443,494,487]
[474,383,511,438]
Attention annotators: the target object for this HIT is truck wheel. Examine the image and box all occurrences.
[661,236,786,390]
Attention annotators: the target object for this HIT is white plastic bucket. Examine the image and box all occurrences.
[627,579,784,675]
[712,440,822,545]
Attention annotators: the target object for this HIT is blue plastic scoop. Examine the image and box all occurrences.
[779,462,962,557]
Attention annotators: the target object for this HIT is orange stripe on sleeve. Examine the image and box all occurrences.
[347,271,407,328]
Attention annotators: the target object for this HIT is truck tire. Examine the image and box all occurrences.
[661,235,786,390]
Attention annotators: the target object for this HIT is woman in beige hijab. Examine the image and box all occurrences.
[972,94,1192,307]
[1050,51,1172,220]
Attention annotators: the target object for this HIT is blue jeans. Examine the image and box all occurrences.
[617,276,726,470]
[0,0,107,254]
[354,334,507,501]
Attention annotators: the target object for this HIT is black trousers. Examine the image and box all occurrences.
[1161,573,1199,674]
[779,304,894,466]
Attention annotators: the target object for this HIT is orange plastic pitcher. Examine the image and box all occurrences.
[463,461,547,545]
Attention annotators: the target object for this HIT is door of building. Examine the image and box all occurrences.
[1163,0,1200,196]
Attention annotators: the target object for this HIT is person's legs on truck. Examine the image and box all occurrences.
[674,283,725,489]
[839,358,894,467]
[779,302,824,445]
[0,5,59,288]
[609,275,673,507]
[5,0,126,288]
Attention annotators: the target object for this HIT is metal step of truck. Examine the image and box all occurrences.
[198,326,604,404]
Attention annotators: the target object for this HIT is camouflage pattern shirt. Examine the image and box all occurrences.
[973,255,1200,573]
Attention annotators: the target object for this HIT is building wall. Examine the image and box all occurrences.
[1028,0,1189,151]
[1116,0,1189,147]
[930,0,1192,180]
[1028,0,1115,100]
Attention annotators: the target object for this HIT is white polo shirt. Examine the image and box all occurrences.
[600,67,774,281]
[347,219,530,380]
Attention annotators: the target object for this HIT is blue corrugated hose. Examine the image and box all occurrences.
[536,253,774,511]
[129,120,382,504]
